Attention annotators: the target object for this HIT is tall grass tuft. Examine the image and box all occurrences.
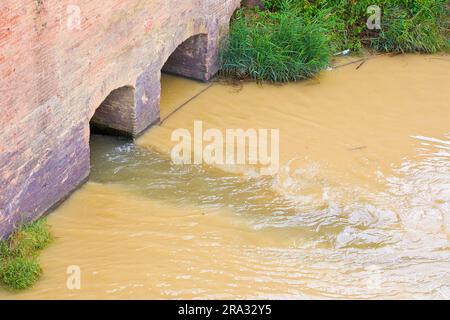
[0,218,52,291]
[220,9,331,83]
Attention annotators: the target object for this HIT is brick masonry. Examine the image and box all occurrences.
[0,0,241,238]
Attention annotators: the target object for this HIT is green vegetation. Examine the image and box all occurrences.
[370,1,449,53]
[0,219,52,291]
[220,0,448,82]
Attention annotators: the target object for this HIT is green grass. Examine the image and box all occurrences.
[220,9,331,82]
[221,0,448,83]
[370,2,449,53]
[261,0,449,54]
[0,218,52,291]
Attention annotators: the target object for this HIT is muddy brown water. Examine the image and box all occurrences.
[1,55,449,299]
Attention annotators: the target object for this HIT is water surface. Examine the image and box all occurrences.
[1,55,449,299]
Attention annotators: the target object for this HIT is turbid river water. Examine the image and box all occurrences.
[1,54,449,299]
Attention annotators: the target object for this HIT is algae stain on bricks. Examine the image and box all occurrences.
[0,0,241,238]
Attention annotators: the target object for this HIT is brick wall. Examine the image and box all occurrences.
[0,0,241,238]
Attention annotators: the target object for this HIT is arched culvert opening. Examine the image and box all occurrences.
[91,33,216,139]
[90,86,136,137]
[162,33,213,82]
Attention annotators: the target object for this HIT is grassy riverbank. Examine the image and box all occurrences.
[221,0,449,82]
[0,219,52,291]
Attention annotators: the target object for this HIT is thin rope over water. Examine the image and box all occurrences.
[159,83,215,125]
